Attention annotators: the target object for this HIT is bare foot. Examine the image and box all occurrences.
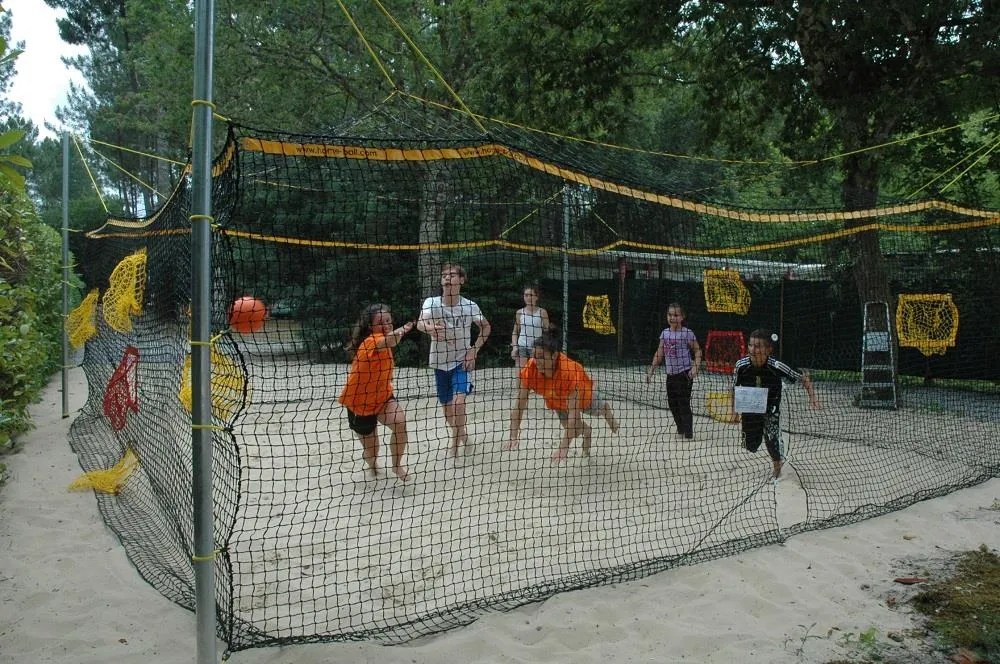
[393,465,410,482]
[503,439,519,451]
[604,405,619,434]
[550,448,568,464]
[447,444,458,458]
[367,464,379,478]
[772,459,783,479]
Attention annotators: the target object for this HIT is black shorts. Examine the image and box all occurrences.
[345,397,396,435]
[741,413,782,457]
[346,409,377,435]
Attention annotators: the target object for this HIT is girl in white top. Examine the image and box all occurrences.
[510,285,550,369]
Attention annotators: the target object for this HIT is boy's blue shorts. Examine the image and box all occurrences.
[434,365,472,405]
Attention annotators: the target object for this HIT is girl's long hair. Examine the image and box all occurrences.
[346,303,390,358]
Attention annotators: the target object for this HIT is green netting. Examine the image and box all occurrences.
[69,96,1000,653]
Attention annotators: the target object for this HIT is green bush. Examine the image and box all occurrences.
[0,185,63,451]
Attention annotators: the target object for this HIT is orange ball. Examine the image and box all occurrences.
[229,296,267,333]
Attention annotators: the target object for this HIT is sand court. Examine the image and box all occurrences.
[226,363,783,642]
[1,368,998,663]
[204,355,1000,647]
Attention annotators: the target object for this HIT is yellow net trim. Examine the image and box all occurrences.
[583,295,616,335]
[178,347,248,421]
[66,288,99,349]
[896,294,959,357]
[704,269,750,315]
[706,392,734,423]
[102,249,148,333]
[68,448,138,495]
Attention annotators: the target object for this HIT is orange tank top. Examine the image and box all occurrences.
[520,353,593,412]
[338,333,394,416]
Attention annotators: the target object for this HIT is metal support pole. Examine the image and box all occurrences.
[191,0,217,661]
[61,134,70,419]
[616,257,626,360]
[779,276,785,358]
[561,186,570,353]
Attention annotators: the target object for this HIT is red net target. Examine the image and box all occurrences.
[704,330,746,374]
[103,346,140,431]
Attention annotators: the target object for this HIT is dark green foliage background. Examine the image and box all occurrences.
[0,187,64,449]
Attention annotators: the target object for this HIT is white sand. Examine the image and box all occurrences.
[1,368,998,663]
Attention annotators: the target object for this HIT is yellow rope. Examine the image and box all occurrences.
[938,135,1000,194]
[592,210,619,236]
[89,143,169,200]
[371,1,487,134]
[499,189,564,237]
[401,90,790,165]
[86,228,190,239]
[71,135,108,214]
[189,331,228,347]
[240,135,999,224]
[399,91,1000,168]
[906,137,1000,199]
[191,547,223,563]
[85,137,187,166]
[189,214,215,225]
[813,115,1000,164]
[215,214,1000,256]
[85,194,1000,250]
[189,99,217,149]
[336,0,397,90]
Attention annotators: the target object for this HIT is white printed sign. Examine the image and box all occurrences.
[733,386,768,414]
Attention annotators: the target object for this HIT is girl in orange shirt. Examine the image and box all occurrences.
[339,304,414,481]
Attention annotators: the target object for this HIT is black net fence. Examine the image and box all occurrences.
[67,95,1000,653]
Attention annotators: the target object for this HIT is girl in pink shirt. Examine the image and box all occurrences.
[645,303,702,439]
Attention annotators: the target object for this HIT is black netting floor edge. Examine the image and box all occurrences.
[784,470,999,539]
[223,528,783,652]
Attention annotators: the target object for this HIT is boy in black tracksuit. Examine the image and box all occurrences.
[731,329,820,478]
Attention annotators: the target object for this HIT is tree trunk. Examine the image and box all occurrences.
[842,152,890,305]
[156,133,172,206]
[418,163,447,299]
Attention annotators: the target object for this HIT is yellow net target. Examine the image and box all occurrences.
[896,293,959,357]
[583,294,616,335]
[703,269,750,315]
[66,288,99,349]
[102,249,148,333]
[706,391,734,423]
[68,448,139,495]
[178,344,249,422]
